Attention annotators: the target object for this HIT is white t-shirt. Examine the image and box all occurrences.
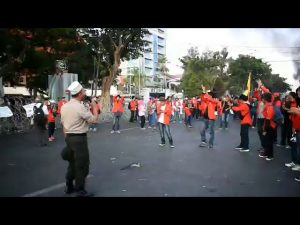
[158,105,166,124]
[138,103,146,116]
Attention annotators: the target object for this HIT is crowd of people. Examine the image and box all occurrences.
[30,79,300,196]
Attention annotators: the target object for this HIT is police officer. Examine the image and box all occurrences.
[61,81,99,197]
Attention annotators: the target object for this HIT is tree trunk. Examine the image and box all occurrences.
[99,47,122,122]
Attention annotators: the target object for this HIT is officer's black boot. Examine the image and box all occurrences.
[64,180,75,194]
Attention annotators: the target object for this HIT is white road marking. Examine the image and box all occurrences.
[22,174,94,197]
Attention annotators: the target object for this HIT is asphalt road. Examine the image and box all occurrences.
[0,116,299,197]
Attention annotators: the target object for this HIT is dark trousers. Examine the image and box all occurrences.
[48,122,55,138]
[240,124,249,149]
[257,118,265,148]
[280,119,292,146]
[112,114,121,131]
[158,123,173,145]
[35,124,47,146]
[65,135,90,192]
[129,110,135,122]
[274,126,278,143]
[263,127,275,158]
[251,111,257,127]
[140,115,145,128]
[135,110,139,121]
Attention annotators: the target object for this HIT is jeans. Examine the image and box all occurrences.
[251,110,257,127]
[280,118,292,146]
[263,127,275,157]
[174,111,182,122]
[221,112,229,128]
[257,118,265,148]
[295,132,300,164]
[140,115,145,128]
[149,113,157,127]
[201,119,215,146]
[112,114,121,131]
[48,122,55,138]
[240,124,250,149]
[129,110,135,122]
[158,123,173,145]
[186,115,192,126]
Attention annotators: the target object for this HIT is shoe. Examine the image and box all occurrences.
[208,145,213,149]
[259,153,267,158]
[116,130,121,134]
[170,145,175,148]
[235,146,243,150]
[93,128,97,132]
[295,177,300,182]
[251,126,255,129]
[285,162,296,168]
[188,126,193,128]
[266,157,274,161]
[148,126,152,129]
[76,190,94,197]
[291,165,300,171]
[64,186,75,195]
[159,143,166,147]
[110,130,115,134]
[89,128,93,131]
[285,145,291,149]
[240,148,250,152]
[199,141,207,147]
[48,138,53,142]
[51,136,55,140]
[141,128,146,130]
[219,127,222,130]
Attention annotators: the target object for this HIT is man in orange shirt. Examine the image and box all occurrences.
[200,86,218,149]
[129,96,137,123]
[231,94,253,152]
[259,93,276,160]
[157,97,174,148]
[111,95,124,134]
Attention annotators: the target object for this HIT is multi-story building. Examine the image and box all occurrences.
[120,28,166,91]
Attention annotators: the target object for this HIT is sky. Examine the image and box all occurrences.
[165,28,300,90]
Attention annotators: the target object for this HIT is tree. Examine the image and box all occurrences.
[0,28,81,97]
[80,28,149,116]
[227,55,290,95]
[158,56,169,89]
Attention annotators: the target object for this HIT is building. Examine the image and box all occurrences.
[120,28,167,93]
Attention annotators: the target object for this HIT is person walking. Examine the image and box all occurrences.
[111,95,125,134]
[33,103,48,147]
[138,97,146,130]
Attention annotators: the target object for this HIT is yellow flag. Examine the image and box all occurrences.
[243,72,251,97]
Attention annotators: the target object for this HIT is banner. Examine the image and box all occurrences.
[0,106,13,118]
[23,103,36,118]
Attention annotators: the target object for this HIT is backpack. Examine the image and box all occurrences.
[34,104,46,126]
[273,105,284,125]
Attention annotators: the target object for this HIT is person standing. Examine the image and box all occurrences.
[61,81,99,197]
[89,97,101,132]
[129,96,137,123]
[258,93,276,161]
[199,86,218,149]
[33,103,48,147]
[57,97,67,129]
[184,100,192,128]
[111,95,125,134]
[157,97,175,148]
[220,96,231,130]
[231,94,253,152]
[138,97,146,130]
[47,103,57,142]
[250,97,258,128]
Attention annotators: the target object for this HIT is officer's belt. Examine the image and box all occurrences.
[66,133,87,136]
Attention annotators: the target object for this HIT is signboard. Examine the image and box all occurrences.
[0,106,13,118]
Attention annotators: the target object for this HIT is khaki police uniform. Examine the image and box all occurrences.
[61,82,98,193]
